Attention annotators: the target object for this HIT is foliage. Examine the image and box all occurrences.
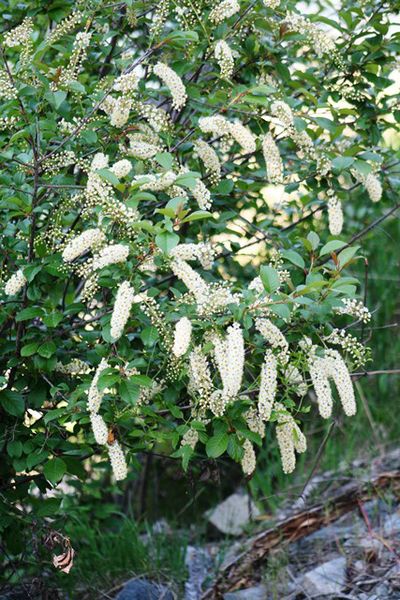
[0,0,399,588]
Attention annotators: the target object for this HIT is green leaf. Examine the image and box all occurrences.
[44,458,66,484]
[96,168,120,186]
[281,249,305,269]
[260,265,280,293]
[38,341,57,358]
[7,440,23,458]
[15,307,44,322]
[206,432,229,458]
[155,231,179,254]
[120,379,139,405]
[320,240,347,256]
[21,342,39,357]
[0,391,25,416]
[331,156,354,171]
[180,210,213,223]
[307,231,320,250]
[338,245,360,267]
[155,152,174,170]
[130,374,153,387]
[42,312,63,328]
[140,326,159,346]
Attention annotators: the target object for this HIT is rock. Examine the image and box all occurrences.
[301,556,347,596]
[223,584,269,599]
[383,512,400,536]
[206,492,260,535]
[185,545,211,600]
[115,578,173,600]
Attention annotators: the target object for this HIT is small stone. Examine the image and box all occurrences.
[206,492,260,536]
[223,584,269,600]
[115,578,173,600]
[383,512,400,536]
[301,556,347,596]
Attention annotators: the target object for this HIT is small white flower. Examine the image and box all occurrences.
[153,62,187,110]
[172,317,192,357]
[110,281,135,341]
[4,269,26,296]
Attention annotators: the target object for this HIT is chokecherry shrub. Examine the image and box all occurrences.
[1,0,399,553]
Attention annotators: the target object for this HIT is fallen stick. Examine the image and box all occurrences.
[201,470,400,599]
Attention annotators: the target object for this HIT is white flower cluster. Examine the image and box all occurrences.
[137,171,177,192]
[181,428,199,450]
[364,173,382,203]
[309,349,356,418]
[87,358,128,481]
[153,62,187,110]
[198,115,230,137]
[170,242,215,270]
[110,281,135,341]
[4,269,26,296]
[3,17,33,47]
[327,194,343,235]
[55,359,91,376]
[245,408,266,438]
[0,71,17,100]
[192,179,212,210]
[275,403,307,474]
[90,412,109,445]
[284,13,337,57]
[335,298,371,323]
[194,140,221,185]
[107,440,128,481]
[263,0,280,7]
[189,347,213,409]
[113,71,141,95]
[172,317,192,357]
[73,31,92,50]
[270,100,294,129]
[111,159,132,178]
[255,318,289,363]
[351,170,383,204]
[215,40,234,79]
[261,133,284,184]
[258,349,277,421]
[325,329,370,369]
[241,439,256,476]
[211,323,244,413]
[92,244,129,271]
[87,358,109,413]
[135,101,171,132]
[47,10,82,45]
[285,364,307,396]
[229,121,257,153]
[128,140,160,160]
[62,228,105,262]
[209,0,240,24]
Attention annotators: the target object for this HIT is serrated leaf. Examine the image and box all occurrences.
[38,341,57,358]
[155,231,179,254]
[96,168,120,186]
[21,342,39,357]
[0,391,25,416]
[320,240,347,256]
[206,432,229,458]
[15,307,44,322]
[281,249,305,269]
[260,265,280,293]
[44,458,66,484]
[119,379,139,405]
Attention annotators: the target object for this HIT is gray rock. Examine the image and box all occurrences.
[206,492,260,535]
[115,578,173,600]
[301,556,347,596]
[223,584,268,600]
[383,512,400,536]
[185,545,211,600]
